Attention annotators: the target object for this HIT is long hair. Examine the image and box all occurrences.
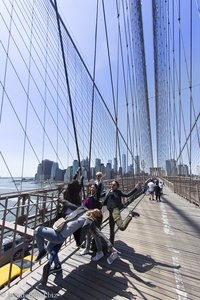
[63,180,82,206]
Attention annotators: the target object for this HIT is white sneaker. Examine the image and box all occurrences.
[92,251,104,261]
[107,251,119,264]
[79,248,90,255]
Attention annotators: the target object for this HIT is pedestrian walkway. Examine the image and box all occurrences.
[1,187,200,299]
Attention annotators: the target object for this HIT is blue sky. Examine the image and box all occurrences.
[57,0,200,169]
[0,0,199,177]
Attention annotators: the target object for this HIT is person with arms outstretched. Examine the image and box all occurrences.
[104,180,140,244]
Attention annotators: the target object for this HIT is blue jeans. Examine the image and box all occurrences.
[35,215,86,252]
[35,226,65,252]
[48,243,63,266]
[85,231,102,252]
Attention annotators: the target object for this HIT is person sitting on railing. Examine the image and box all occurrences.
[104,180,141,245]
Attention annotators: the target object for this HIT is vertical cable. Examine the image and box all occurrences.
[88,0,99,180]
[189,0,193,179]
[54,0,81,168]
[178,0,181,168]
[172,0,176,170]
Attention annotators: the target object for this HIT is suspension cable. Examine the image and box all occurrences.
[54,0,81,168]
[88,0,99,180]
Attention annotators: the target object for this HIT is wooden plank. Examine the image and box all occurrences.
[0,220,34,237]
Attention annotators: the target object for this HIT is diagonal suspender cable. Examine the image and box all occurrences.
[101,0,121,170]
[20,0,35,190]
[49,0,137,162]
[0,1,14,125]
[54,0,81,168]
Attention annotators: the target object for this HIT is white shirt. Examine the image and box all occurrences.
[148,182,155,192]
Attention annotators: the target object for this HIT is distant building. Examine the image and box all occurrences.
[122,154,126,175]
[50,162,59,180]
[113,157,118,174]
[64,166,72,182]
[105,162,112,179]
[81,157,89,179]
[100,163,105,175]
[90,167,95,179]
[196,165,200,176]
[55,168,65,181]
[72,160,79,177]
[108,159,112,167]
[166,159,177,176]
[35,163,42,181]
[118,166,122,177]
[36,159,53,181]
[135,155,140,175]
[128,164,134,176]
[150,167,166,177]
[177,164,189,176]
[95,158,101,173]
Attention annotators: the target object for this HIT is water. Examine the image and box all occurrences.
[0,177,48,194]
[0,177,58,224]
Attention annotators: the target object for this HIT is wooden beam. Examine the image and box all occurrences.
[0,220,34,237]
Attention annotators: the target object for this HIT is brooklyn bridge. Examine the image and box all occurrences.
[0,0,199,299]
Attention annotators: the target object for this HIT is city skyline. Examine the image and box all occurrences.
[34,153,140,182]
[34,154,198,184]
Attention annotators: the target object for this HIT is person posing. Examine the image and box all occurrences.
[104,180,140,244]
[35,208,118,284]
[95,172,105,199]
[35,207,101,284]
[80,183,103,259]
[82,183,102,210]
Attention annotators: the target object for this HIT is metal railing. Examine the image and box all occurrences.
[0,177,143,290]
[162,177,200,206]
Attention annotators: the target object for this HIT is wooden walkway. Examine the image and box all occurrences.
[1,186,200,299]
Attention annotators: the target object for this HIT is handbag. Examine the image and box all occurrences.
[53,217,67,232]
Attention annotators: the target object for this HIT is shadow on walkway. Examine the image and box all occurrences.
[115,240,181,274]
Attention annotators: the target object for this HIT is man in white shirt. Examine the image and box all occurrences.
[147,180,155,201]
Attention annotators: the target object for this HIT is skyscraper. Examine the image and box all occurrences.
[135,155,140,175]
[95,158,101,172]
[122,154,126,175]
[72,160,79,177]
[114,157,118,174]
[166,159,177,176]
